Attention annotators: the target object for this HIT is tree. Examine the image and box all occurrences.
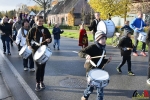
[89,0,132,20]
[31,0,52,23]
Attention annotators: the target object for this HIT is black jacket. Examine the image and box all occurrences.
[88,19,100,34]
[29,19,35,28]
[52,27,63,39]
[78,44,108,72]
[26,26,52,52]
[0,23,12,37]
[118,36,133,56]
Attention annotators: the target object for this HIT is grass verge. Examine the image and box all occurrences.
[48,29,148,51]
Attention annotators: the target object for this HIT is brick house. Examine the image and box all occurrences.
[47,0,92,26]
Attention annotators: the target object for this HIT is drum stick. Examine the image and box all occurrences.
[91,55,106,59]
[9,36,18,46]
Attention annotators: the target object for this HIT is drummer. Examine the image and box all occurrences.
[26,15,52,91]
[78,31,111,100]
[16,19,35,71]
[130,11,147,57]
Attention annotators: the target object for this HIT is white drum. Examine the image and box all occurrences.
[97,20,115,37]
[33,45,52,64]
[19,45,32,59]
[87,69,109,88]
[137,32,147,43]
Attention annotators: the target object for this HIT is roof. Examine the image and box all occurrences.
[49,0,79,14]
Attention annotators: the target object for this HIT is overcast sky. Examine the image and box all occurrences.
[0,0,36,11]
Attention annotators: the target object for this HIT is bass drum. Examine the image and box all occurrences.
[97,20,115,38]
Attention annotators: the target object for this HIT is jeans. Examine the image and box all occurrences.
[117,56,131,71]
[54,39,60,48]
[23,54,34,69]
[1,36,10,53]
[83,85,104,100]
[133,31,146,52]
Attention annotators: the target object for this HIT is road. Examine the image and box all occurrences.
[0,36,150,100]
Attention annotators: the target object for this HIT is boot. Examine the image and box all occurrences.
[81,96,88,100]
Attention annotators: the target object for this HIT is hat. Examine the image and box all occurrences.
[95,31,107,41]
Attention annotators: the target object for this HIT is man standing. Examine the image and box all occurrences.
[12,16,22,51]
[130,11,147,57]
[88,12,101,41]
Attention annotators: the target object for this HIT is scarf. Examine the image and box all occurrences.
[95,41,106,50]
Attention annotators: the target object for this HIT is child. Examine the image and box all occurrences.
[146,29,150,84]
[121,21,133,35]
[78,24,88,49]
[52,23,64,50]
[116,30,135,76]
[26,15,52,91]
[78,31,111,100]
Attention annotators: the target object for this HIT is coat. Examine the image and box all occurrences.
[78,29,88,47]
[118,36,133,56]
[52,27,63,39]
[78,44,108,72]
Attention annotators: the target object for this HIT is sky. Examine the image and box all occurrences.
[0,0,37,11]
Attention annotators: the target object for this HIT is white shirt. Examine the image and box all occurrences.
[16,28,28,47]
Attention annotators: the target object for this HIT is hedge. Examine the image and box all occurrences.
[44,24,149,33]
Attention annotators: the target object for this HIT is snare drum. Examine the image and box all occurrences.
[137,32,147,43]
[33,45,52,64]
[19,45,32,59]
[97,20,115,38]
[87,69,109,88]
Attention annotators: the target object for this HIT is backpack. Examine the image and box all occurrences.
[82,33,88,44]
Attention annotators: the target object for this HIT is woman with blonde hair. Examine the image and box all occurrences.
[0,16,12,55]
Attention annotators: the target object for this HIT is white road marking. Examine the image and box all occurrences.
[72,51,78,53]
[0,49,40,100]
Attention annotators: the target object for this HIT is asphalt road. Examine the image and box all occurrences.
[0,36,150,100]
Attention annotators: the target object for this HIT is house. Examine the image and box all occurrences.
[112,0,150,26]
[47,0,92,26]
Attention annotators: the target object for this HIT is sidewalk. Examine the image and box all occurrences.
[0,70,14,100]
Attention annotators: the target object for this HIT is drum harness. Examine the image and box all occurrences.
[31,28,46,46]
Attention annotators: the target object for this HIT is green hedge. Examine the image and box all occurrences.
[44,24,149,33]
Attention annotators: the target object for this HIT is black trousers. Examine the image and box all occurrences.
[35,62,46,83]
[118,56,131,71]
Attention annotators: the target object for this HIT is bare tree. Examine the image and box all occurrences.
[31,0,52,23]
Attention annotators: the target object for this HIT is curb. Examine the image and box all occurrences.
[0,71,14,100]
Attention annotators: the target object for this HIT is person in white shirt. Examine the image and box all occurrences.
[16,19,35,71]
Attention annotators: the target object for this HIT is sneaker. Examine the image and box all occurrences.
[29,68,35,72]
[53,45,55,49]
[116,67,122,73]
[35,83,41,91]
[3,52,6,54]
[57,48,60,50]
[8,53,11,55]
[81,96,87,100]
[40,82,45,89]
[140,52,147,57]
[133,52,138,56]
[128,71,135,76]
[147,78,150,85]
[24,68,28,71]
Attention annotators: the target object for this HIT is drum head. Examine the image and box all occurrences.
[19,45,27,56]
[88,69,109,80]
[34,45,46,60]
[97,20,115,37]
